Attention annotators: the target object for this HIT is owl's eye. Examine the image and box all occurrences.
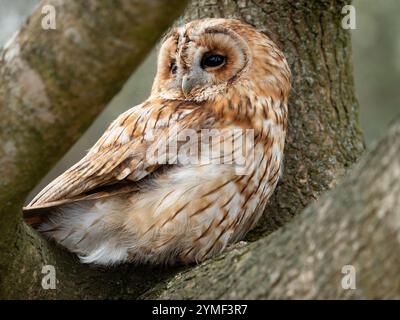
[201,54,226,69]
[170,60,177,74]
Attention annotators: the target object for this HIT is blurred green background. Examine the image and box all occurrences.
[0,0,399,197]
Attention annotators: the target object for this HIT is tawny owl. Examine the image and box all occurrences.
[23,18,291,266]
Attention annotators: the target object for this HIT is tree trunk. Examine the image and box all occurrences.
[2,0,391,300]
[183,0,365,239]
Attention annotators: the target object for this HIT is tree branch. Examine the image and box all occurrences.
[141,118,400,299]
[0,0,188,299]
[0,0,379,300]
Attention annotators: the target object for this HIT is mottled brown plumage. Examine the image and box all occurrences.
[23,19,291,265]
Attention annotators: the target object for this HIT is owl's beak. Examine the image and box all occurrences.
[182,76,194,98]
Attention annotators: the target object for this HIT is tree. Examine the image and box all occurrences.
[183,0,364,240]
[0,0,189,299]
[0,0,397,299]
[142,119,400,299]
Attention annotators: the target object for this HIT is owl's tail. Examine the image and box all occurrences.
[35,198,130,266]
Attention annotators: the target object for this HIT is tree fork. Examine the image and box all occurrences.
[0,0,373,299]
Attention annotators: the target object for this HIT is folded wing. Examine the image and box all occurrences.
[24,99,212,216]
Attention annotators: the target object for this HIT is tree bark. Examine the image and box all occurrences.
[0,0,188,299]
[141,118,400,299]
[1,0,387,300]
[183,0,364,239]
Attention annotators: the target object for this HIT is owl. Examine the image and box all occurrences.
[23,18,291,266]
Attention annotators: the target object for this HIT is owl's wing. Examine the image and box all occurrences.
[23,99,212,218]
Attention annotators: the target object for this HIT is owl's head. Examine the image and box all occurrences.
[151,18,291,103]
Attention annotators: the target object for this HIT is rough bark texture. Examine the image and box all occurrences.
[182,0,364,239]
[141,118,400,299]
[0,0,188,299]
[0,0,387,300]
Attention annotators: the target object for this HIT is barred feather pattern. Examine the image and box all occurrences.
[24,18,291,265]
